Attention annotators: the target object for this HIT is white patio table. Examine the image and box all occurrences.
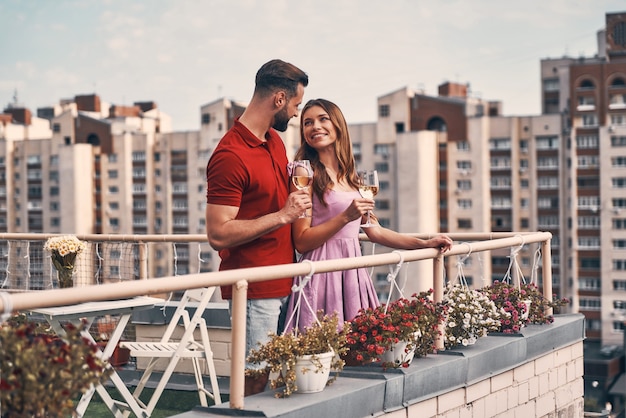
[32,296,162,418]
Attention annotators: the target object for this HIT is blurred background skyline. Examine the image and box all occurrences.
[1,0,624,131]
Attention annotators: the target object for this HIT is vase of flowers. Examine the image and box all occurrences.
[346,290,444,369]
[0,313,111,417]
[246,312,348,398]
[44,235,87,288]
[441,283,502,349]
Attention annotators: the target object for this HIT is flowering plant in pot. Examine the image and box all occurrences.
[480,280,527,333]
[519,282,570,325]
[346,289,443,369]
[43,235,87,288]
[246,311,348,398]
[0,313,111,417]
[441,283,502,349]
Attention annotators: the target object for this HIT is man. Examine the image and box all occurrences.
[205,59,310,395]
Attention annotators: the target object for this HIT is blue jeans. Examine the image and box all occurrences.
[230,297,288,370]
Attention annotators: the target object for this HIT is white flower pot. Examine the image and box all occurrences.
[293,351,334,393]
[521,300,532,322]
[381,339,416,365]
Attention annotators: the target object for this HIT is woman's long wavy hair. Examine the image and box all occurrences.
[295,98,360,206]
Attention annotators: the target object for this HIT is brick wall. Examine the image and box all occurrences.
[404,342,584,418]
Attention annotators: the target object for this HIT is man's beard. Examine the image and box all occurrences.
[272,105,290,132]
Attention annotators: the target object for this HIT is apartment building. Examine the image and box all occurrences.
[1,11,624,345]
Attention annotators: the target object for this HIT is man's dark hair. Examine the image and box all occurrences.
[254,59,309,99]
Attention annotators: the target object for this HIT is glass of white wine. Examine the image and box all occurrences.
[291,160,313,218]
[358,169,379,227]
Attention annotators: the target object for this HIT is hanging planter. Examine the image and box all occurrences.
[291,351,335,394]
[247,312,348,398]
[380,331,418,366]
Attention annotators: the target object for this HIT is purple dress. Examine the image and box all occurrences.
[284,189,380,332]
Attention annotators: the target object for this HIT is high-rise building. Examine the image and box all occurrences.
[1,12,625,347]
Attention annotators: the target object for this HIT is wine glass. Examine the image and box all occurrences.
[291,160,313,218]
[358,170,379,227]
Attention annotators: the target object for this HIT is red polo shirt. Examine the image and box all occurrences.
[206,120,294,299]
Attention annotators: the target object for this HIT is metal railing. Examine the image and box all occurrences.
[0,231,553,410]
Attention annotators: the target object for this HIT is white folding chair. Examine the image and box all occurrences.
[120,287,222,416]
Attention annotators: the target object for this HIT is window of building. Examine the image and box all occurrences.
[520,179,529,188]
[536,136,559,150]
[578,79,595,89]
[614,239,626,249]
[132,151,146,162]
[108,186,119,194]
[132,168,146,178]
[538,216,559,228]
[201,113,210,124]
[538,176,559,189]
[578,237,600,248]
[580,258,600,269]
[613,259,626,270]
[612,321,625,333]
[108,153,118,163]
[612,156,626,167]
[577,196,600,209]
[108,170,118,179]
[543,78,559,92]
[576,135,599,149]
[457,199,472,209]
[579,298,601,310]
[457,180,472,190]
[457,160,472,170]
[375,200,390,210]
[489,138,511,150]
[613,300,626,310]
[580,278,601,290]
[457,219,472,229]
[577,176,599,188]
[395,122,405,133]
[491,196,512,208]
[374,162,389,173]
[50,217,60,227]
[379,104,390,117]
[109,202,119,210]
[613,177,626,188]
[490,156,511,169]
[582,114,598,127]
[520,218,529,228]
[611,114,626,126]
[457,141,470,152]
[613,218,626,229]
[520,198,529,208]
[374,144,389,156]
[578,216,600,229]
[50,186,59,196]
[52,123,61,133]
[579,155,599,168]
[109,218,119,227]
[537,157,559,168]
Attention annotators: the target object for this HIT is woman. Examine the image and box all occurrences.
[284,98,453,332]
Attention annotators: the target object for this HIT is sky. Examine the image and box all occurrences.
[0,0,624,132]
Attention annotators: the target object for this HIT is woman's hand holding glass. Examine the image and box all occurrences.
[357,170,379,227]
[291,160,313,218]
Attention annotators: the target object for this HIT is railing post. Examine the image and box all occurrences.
[230,280,248,409]
[541,239,553,317]
[138,242,148,280]
[433,254,445,351]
